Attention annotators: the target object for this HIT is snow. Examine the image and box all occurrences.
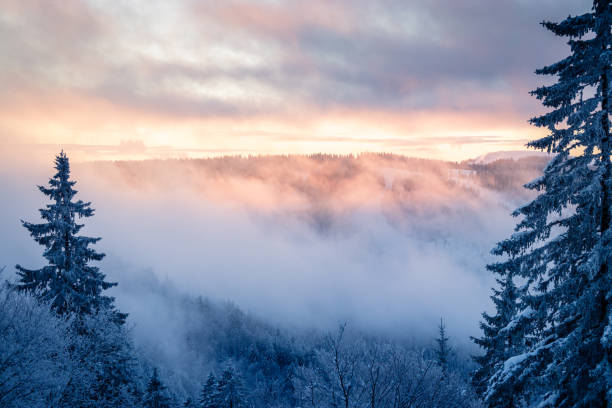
[501,306,535,333]
[535,392,559,408]
[502,352,529,374]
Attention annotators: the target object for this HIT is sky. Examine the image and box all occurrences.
[0,0,592,161]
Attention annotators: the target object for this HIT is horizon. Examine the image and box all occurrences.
[68,148,549,161]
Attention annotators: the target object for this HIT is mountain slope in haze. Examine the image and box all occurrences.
[85,153,548,231]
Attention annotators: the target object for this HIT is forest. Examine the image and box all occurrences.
[3,152,513,408]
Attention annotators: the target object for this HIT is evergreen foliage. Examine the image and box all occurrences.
[143,368,174,408]
[435,317,451,373]
[15,151,125,323]
[214,366,247,408]
[200,373,216,408]
[480,1,612,406]
[471,273,529,407]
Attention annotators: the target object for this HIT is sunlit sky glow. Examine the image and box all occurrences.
[0,0,591,161]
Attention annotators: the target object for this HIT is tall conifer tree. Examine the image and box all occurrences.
[482,1,612,406]
[143,369,173,408]
[16,151,125,323]
[214,367,247,408]
[435,317,451,374]
[200,373,217,408]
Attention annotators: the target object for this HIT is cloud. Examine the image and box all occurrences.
[0,0,592,159]
[1,0,593,115]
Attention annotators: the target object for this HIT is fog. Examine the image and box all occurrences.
[0,153,545,349]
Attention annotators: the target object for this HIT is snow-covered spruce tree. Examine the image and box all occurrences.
[143,368,173,408]
[471,273,532,407]
[214,366,247,408]
[435,317,451,374]
[200,373,216,408]
[16,151,125,324]
[484,1,612,406]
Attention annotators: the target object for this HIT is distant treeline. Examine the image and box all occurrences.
[89,152,547,200]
